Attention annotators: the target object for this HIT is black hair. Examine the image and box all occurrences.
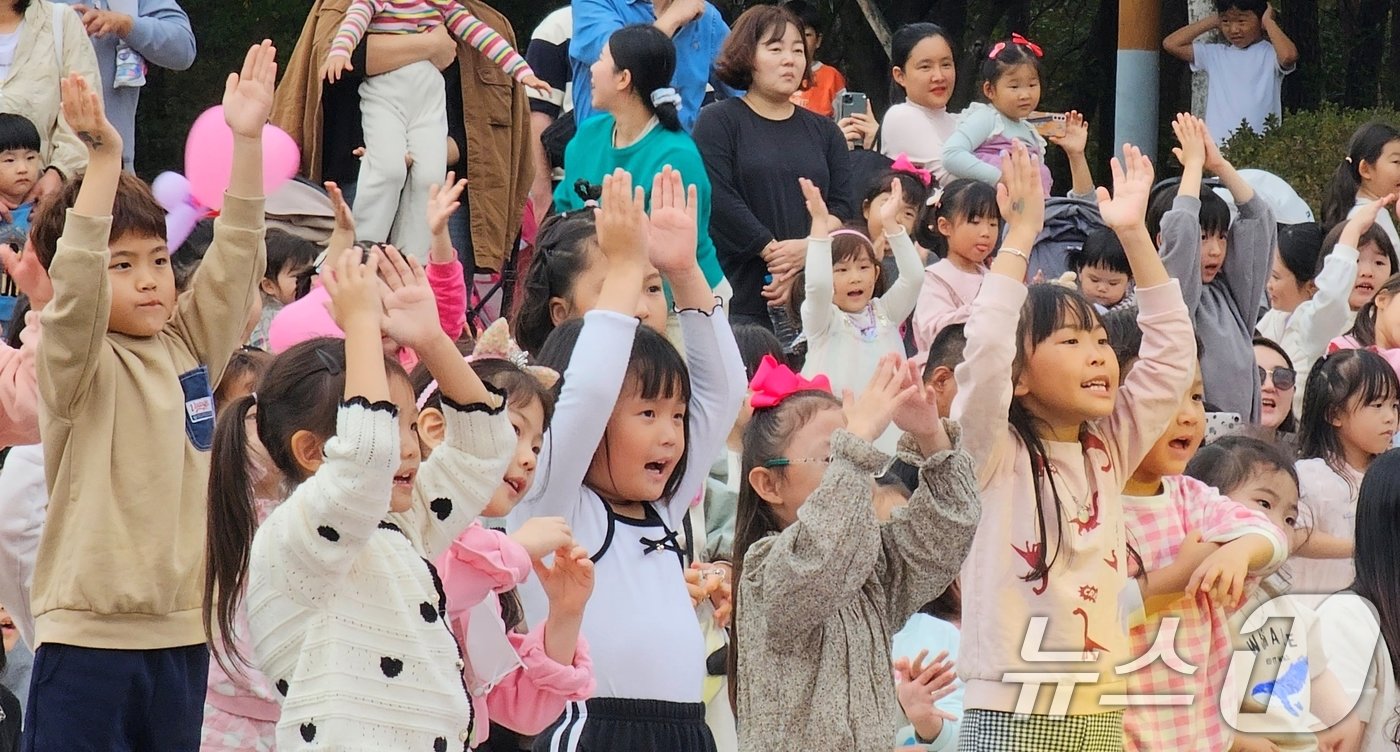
[215,347,271,411]
[0,113,40,153]
[535,318,695,504]
[922,323,967,382]
[1273,222,1325,286]
[889,23,954,104]
[1214,0,1267,16]
[1069,228,1132,277]
[204,338,412,675]
[1184,435,1299,503]
[512,211,599,355]
[1297,349,1400,478]
[1346,272,1400,348]
[917,178,1000,257]
[3,294,27,348]
[1322,123,1400,230]
[918,580,962,622]
[1351,448,1400,705]
[733,323,785,380]
[1252,336,1298,435]
[173,218,217,292]
[1146,182,1232,242]
[979,35,1041,91]
[863,171,930,219]
[262,228,319,286]
[607,25,682,132]
[781,0,822,33]
[727,389,844,707]
[1102,304,1142,372]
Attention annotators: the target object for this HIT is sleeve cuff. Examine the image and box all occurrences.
[1132,279,1186,314]
[1331,243,1361,262]
[328,398,402,479]
[514,627,596,696]
[1171,194,1203,214]
[441,386,517,460]
[216,194,267,230]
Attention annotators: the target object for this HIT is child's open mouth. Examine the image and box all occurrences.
[1167,436,1192,450]
[644,460,669,477]
[1355,282,1375,295]
[503,476,525,496]
[393,471,415,488]
[1081,378,1110,394]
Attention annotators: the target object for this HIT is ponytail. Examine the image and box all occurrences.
[204,394,259,676]
[1322,122,1400,230]
[606,24,683,132]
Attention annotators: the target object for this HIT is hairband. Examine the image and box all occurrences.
[989,32,1043,60]
[650,87,682,109]
[829,228,874,246]
[890,154,932,187]
[415,319,560,410]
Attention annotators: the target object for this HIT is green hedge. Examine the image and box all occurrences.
[1221,105,1400,214]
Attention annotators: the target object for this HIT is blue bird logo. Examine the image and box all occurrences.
[1250,658,1309,717]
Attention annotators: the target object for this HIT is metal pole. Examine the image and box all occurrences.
[1114,0,1160,158]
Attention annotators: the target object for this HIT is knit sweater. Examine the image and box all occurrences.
[328,0,532,86]
[735,429,979,750]
[951,275,1196,716]
[246,396,513,751]
[1159,194,1276,420]
[35,194,265,650]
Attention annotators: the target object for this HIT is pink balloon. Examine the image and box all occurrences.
[184,106,301,211]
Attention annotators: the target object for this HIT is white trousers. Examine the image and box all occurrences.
[352,60,447,261]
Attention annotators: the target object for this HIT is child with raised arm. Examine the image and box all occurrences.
[322,0,550,259]
[24,43,275,749]
[1157,113,1276,422]
[952,143,1196,749]
[1163,0,1297,143]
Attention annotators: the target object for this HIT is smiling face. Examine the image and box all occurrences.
[106,232,177,337]
[983,62,1041,120]
[1255,344,1296,431]
[1351,241,1393,311]
[481,397,546,517]
[387,376,422,513]
[894,34,956,110]
[1131,366,1206,487]
[749,21,807,99]
[865,190,919,257]
[0,602,15,653]
[1225,467,1300,533]
[832,245,880,313]
[1015,316,1120,432]
[589,42,630,112]
[586,379,688,503]
[1266,256,1312,313]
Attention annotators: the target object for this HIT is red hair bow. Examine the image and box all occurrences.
[989,32,1044,60]
[749,355,832,409]
[890,153,932,187]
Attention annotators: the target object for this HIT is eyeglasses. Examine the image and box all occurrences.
[1258,365,1297,391]
[762,457,831,469]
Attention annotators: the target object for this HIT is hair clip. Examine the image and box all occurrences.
[989,32,1043,59]
[650,86,682,109]
[926,187,945,208]
[573,179,602,206]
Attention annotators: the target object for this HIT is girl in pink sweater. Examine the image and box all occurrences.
[950,143,1196,749]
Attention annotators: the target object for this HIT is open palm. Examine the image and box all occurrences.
[375,246,440,349]
[223,40,277,139]
[1095,146,1155,230]
[648,167,699,276]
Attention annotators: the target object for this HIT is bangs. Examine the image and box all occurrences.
[831,229,877,265]
[760,18,794,45]
[946,180,1000,224]
[1022,283,1103,349]
[624,326,692,404]
[1199,191,1232,237]
[1350,350,1400,406]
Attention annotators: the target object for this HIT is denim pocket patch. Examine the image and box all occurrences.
[179,365,216,452]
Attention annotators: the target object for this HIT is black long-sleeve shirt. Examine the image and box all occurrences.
[693,99,853,324]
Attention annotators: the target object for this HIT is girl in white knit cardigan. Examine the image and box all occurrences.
[205,247,516,751]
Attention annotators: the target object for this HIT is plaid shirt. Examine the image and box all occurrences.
[1120,475,1288,751]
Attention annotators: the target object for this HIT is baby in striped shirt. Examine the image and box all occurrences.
[321,0,549,259]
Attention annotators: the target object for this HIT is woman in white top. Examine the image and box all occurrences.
[879,23,958,187]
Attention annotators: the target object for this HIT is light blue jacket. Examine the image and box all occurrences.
[892,614,963,750]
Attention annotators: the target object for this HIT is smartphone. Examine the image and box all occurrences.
[1029,111,1068,139]
[835,91,868,123]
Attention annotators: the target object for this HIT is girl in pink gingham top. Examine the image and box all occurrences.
[951,144,1196,748]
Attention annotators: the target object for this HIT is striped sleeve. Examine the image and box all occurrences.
[330,0,379,58]
[438,0,533,82]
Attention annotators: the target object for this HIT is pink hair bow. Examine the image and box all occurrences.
[890,153,932,187]
[748,354,831,409]
[989,32,1044,60]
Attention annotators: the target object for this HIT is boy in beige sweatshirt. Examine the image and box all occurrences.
[26,42,275,750]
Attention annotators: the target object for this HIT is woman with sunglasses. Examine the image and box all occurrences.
[1254,337,1298,444]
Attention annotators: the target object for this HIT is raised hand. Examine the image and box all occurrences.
[891,359,951,454]
[995,141,1046,236]
[224,40,278,139]
[534,544,594,617]
[843,353,920,443]
[596,168,650,267]
[876,177,906,235]
[1095,144,1156,230]
[894,649,959,743]
[512,517,574,561]
[373,246,440,350]
[799,177,831,235]
[1050,110,1088,155]
[428,172,467,238]
[321,247,382,333]
[648,165,700,277]
[1171,113,1207,170]
[0,243,53,310]
[60,73,120,158]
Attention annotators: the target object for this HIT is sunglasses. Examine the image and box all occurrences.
[1258,365,1296,391]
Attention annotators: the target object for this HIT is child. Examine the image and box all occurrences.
[509,169,746,749]
[892,583,964,750]
[1158,112,1275,422]
[1162,0,1297,143]
[511,208,670,355]
[729,351,979,749]
[248,228,319,350]
[24,47,273,749]
[941,34,1054,194]
[881,23,959,186]
[1258,222,1326,345]
[213,345,271,410]
[0,242,43,448]
[0,114,41,240]
[798,177,922,450]
[1330,272,1400,384]
[322,0,549,258]
[209,245,515,748]
[862,169,929,266]
[952,143,1196,746]
[422,321,596,751]
[1070,228,1136,313]
[1116,354,1289,750]
[784,0,846,118]
[1322,123,1400,250]
[1289,349,1399,598]
[1186,437,1361,752]
[911,179,1000,354]
[886,323,966,494]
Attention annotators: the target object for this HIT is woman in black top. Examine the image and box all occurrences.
[693,4,853,328]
